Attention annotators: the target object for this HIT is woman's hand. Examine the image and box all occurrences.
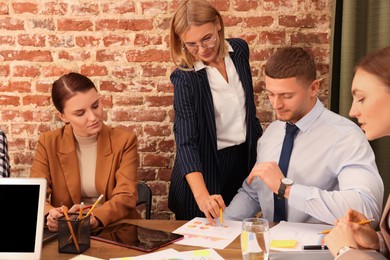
[69,204,100,230]
[195,193,225,225]
[340,209,379,250]
[325,221,358,257]
[46,207,64,232]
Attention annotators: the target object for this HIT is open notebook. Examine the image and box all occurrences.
[0,178,47,260]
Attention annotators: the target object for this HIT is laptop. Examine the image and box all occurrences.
[0,178,47,260]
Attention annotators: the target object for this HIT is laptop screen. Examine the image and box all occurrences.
[0,178,46,260]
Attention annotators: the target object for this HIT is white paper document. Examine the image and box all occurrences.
[173,217,242,249]
[270,221,332,251]
[109,248,224,260]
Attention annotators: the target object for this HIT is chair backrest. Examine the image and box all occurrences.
[136,182,152,219]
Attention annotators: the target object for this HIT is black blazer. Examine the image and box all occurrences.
[168,38,262,219]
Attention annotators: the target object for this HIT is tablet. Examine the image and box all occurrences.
[90,223,184,252]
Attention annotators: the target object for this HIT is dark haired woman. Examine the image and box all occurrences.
[31,72,139,232]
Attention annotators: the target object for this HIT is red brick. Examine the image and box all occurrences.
[100,81,129,92]
[0,36,15,45]
[0,95,20,106]
[75,36,100,47]
[42,2,68,15]
[234,0,259,11]
[141,2,168,14]
[58,19,93,31]
[126,50,170,62]
[112,67,136,79]
[36,81,52,92]
[134,34,162,46]
[259,31,286,45]
[96,19,153,31]
[145,96,173,107]
[0,50,52,62]
[58,50,91,61]
[70,3,99,15]
[113,110,166,122]
[139,139,157,153]
[23,95,51,106]
[0,65,10,77]
[102,1,135,14]
[138,168,157,181]
[157,139,174,153]
[80,65,108,76]
[18,34,46,47]
[96,50,123,62]
[142,65,167,77]
[291,32,329,44]
[156,168,172,182]
[156,82,174,93]
[0,2,8,15]
[12,152,35,165]
[144,125,172,137]
[10,123,37,135]
[143,154,170,167]
[211,0,229,11]
[8,81,31,92]
[103,35,131,47]
[263,0,294,11]
[13,65,40,77]
[114,96,144,106]
[244,16,274,27]
[41,65,71,77]
[30,19,55,30]
[0,17,24,30]
[22,111,52,122]
[12,2,38,14]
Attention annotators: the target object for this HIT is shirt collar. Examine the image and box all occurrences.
[193,40,234,71]
[294,98,324,133]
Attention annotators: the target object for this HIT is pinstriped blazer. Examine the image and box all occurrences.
[168,38,263,219]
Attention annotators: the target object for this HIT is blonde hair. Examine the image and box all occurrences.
[170,0,227,70]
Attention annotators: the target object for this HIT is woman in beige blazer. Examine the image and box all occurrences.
[325,47,390,259]
[31,72,139,231]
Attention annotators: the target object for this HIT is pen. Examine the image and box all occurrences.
[303,245,328,250]
[62,205,80,252]
[320,218,375,234]
[219,208,223,227]
[77,205,92,212]
[85,194,104,218]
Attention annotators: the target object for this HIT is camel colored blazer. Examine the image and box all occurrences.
[337,195,390,259]
[30,123,140,226]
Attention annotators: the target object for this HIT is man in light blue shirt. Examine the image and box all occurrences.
[224,47,384,225]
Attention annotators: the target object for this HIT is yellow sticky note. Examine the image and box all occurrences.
[270,240,298,248]
[193,249,211,257]
[241,230,248,252]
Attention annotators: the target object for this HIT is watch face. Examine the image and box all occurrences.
[282,178,294,185]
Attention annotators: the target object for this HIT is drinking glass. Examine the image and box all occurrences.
[241,218,270,260]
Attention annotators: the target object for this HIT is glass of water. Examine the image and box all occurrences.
[241,218,270,260]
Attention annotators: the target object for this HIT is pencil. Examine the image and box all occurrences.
[220,208,223,227]
[78,202,84,220]
[62,205,80,252]
[320,218,375,234]
[85,194,104,218]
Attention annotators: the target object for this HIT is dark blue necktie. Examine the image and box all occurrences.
[273,123,299,222]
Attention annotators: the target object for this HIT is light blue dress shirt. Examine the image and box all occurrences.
[224,99,384,225]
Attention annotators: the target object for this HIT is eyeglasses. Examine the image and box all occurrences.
[183,28,217,54]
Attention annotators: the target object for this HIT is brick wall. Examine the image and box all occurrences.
[0,0,332,219]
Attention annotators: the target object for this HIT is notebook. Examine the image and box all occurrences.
[0,177,47,260]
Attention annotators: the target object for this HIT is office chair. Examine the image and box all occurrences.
[136,182,152,219]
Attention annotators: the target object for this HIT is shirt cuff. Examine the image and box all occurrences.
[377,231,388,256]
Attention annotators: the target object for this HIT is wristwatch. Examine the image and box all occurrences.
[277,178,294,199]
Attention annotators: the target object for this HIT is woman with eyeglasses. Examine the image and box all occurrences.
[168,0,262,224]
[324,47,390,259]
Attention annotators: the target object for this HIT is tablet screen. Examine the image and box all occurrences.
[90,223,184,252]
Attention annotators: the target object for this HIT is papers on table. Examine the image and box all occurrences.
[109,248,224,260]
[270,221,332,251]
[173,217,242,249]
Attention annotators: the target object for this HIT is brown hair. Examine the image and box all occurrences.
[355,46,390,90]
[265,47,316,86]
[52,72,97,113]
[169,0,227,69]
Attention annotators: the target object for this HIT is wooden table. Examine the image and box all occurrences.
[41,219,243,260]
